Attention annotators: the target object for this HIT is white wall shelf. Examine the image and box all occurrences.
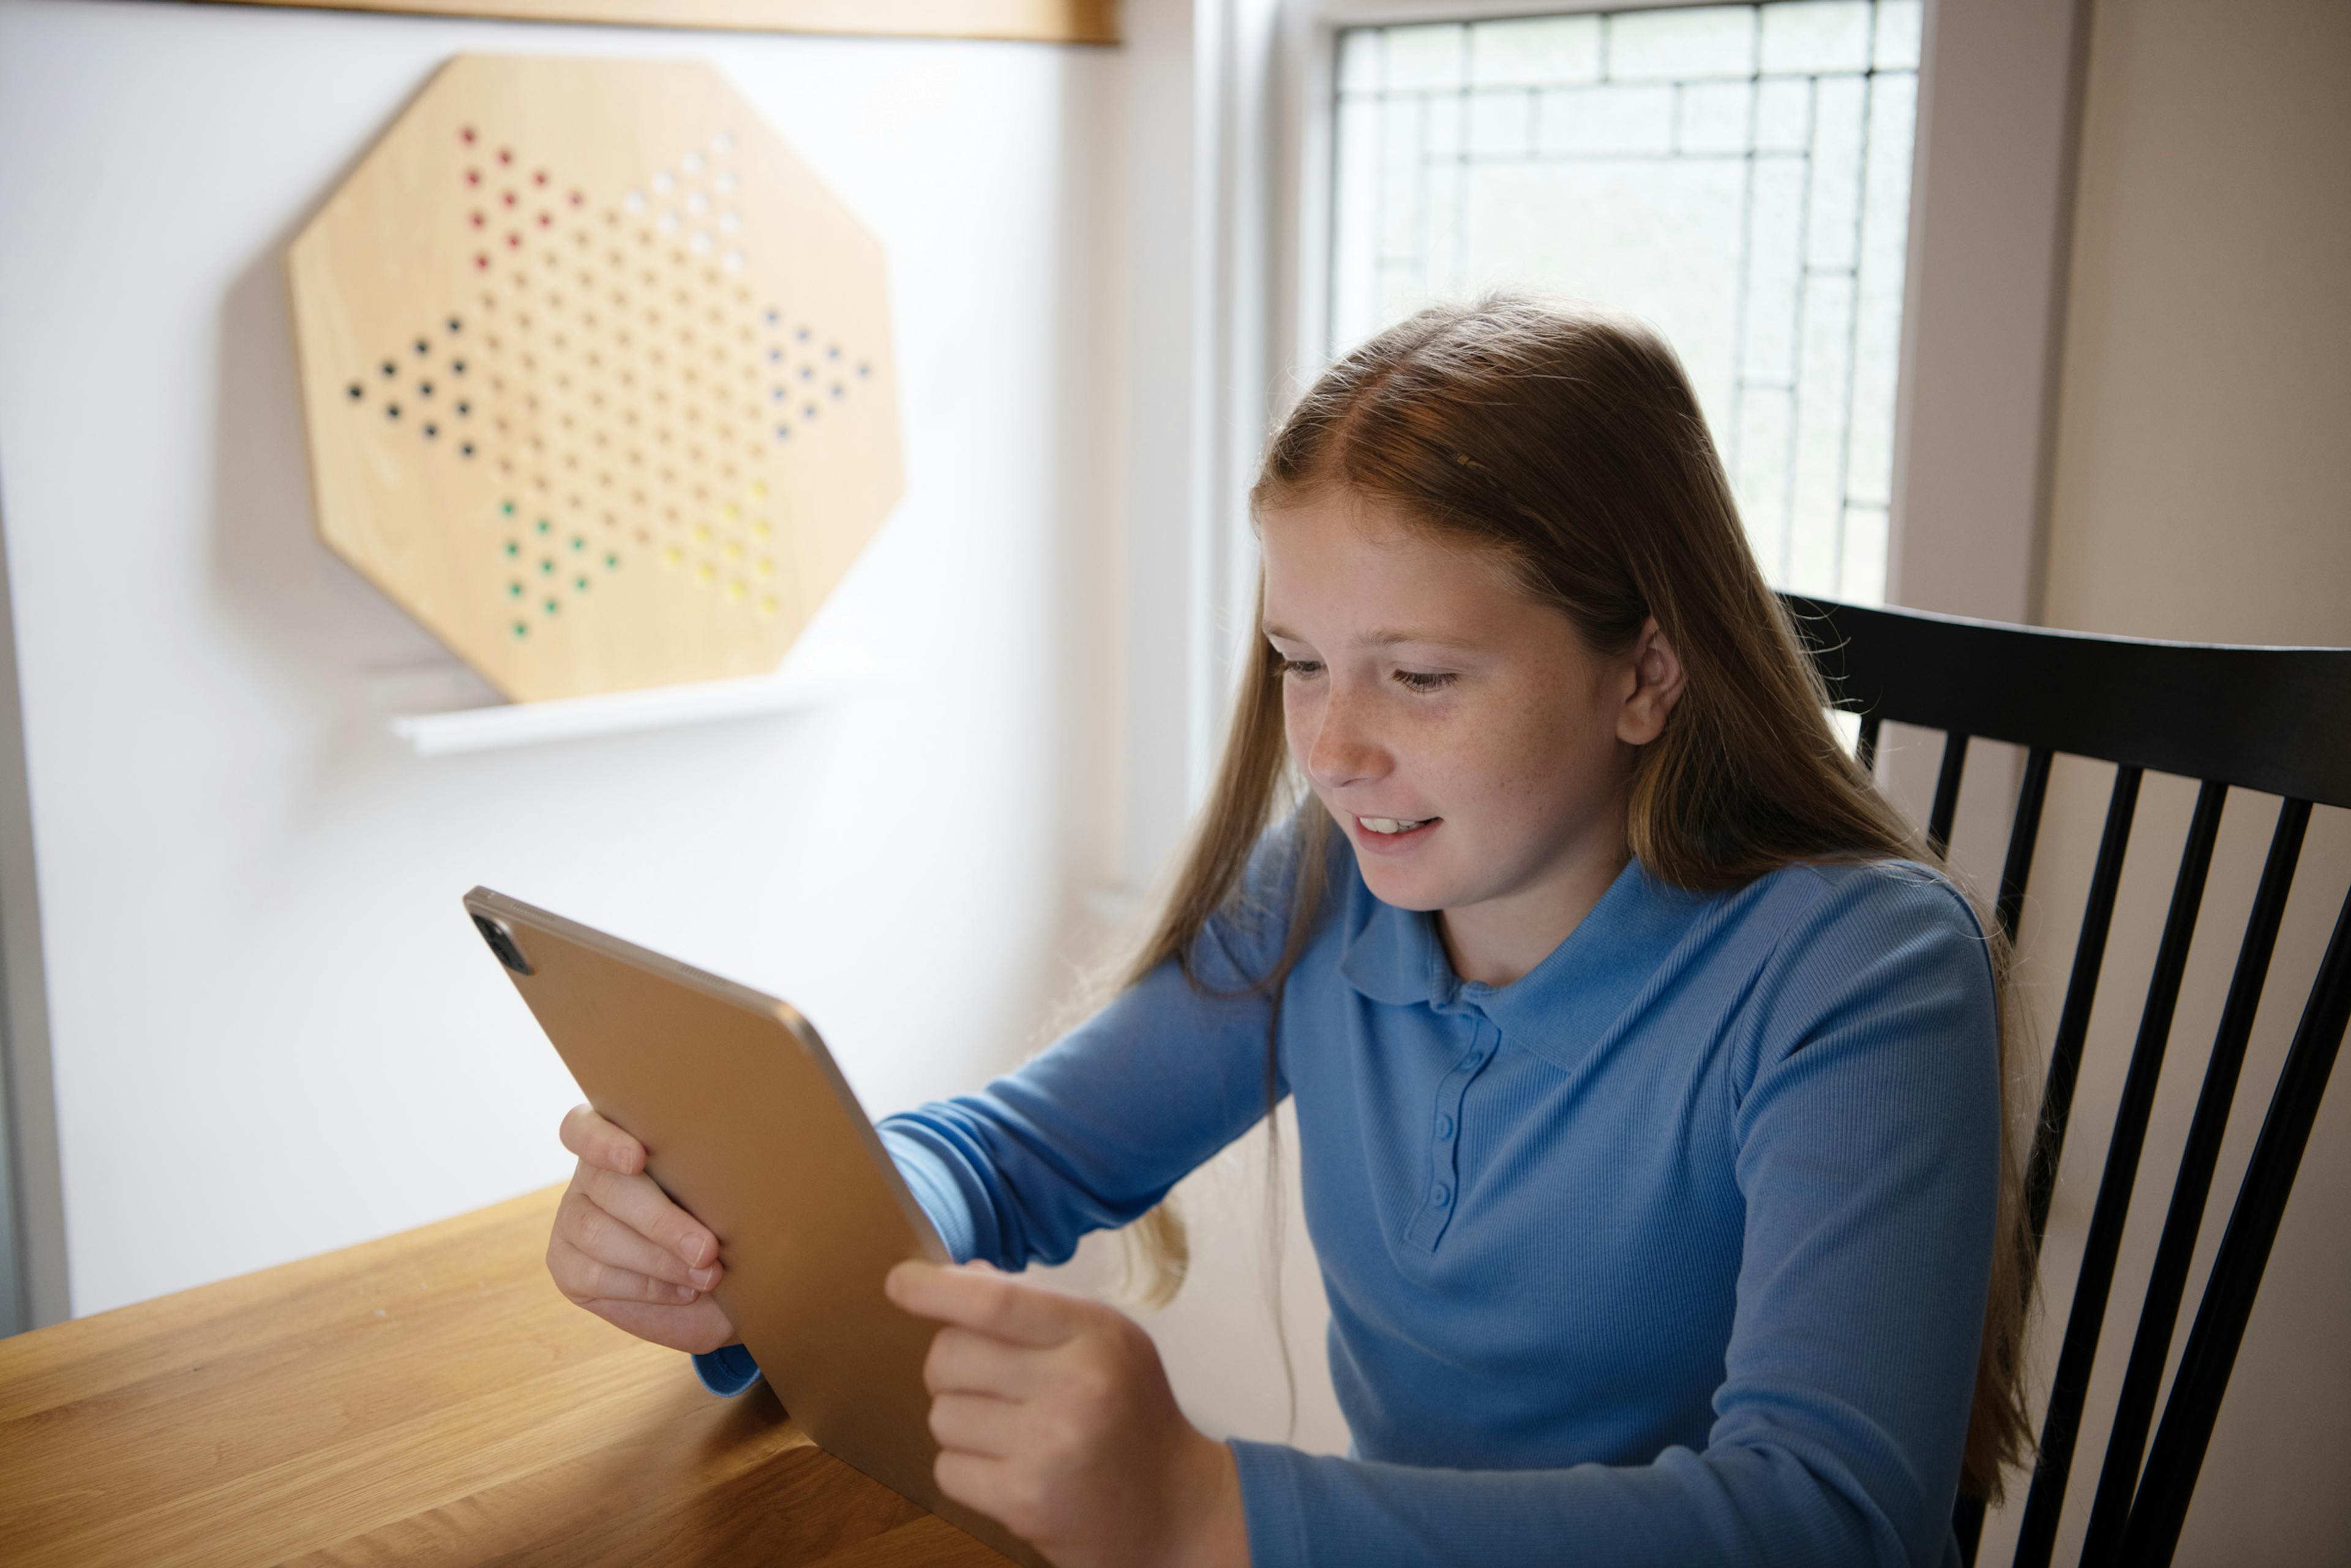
[376,663,909,756]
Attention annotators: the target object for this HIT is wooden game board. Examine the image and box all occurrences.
[290,55,902,702]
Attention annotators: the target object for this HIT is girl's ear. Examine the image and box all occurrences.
[1616,617,1687,747]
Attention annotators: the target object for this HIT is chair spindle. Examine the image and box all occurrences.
[2120,883,2351,1563]
[1951,747,2055,1566]
[1928,731,1970,859]
[2013,781,2230,1568]
[2027,765,2145,1245]
[2080,798,2312,1565]
[1997,747,2055,942]
[1955,1496,1986,1566]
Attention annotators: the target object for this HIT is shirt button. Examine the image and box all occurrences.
[1431,1184,1451,1207]
[1464,1051,1487,1070]
[1434,1114,1455,1141]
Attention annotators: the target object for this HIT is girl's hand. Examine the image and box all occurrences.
[886,1259,1249,1568]
[546,1103,738,1356]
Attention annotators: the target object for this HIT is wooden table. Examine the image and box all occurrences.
[0,1184,1014,1566]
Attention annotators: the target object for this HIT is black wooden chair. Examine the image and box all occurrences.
[1780,593,2351,1567]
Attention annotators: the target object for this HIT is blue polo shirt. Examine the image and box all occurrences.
[695,826,2000,1567]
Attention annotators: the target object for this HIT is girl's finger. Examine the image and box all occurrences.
[932,1449,1019,1526]
[584,1292,739,1357]
[578,1161,721,1270]
[926,1390,1021,1458]
[558,1103,644,1175]
[923,1323,1043,1400]
[547,1231,703,1305]
[560,1188,716,1289]
[887,1261,1078,1348]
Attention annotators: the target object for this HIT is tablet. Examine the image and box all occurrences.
[463,886,1044,1567]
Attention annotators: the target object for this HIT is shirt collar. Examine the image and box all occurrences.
[1336,854,1715,1074]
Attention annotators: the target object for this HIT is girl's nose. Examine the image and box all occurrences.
[1305,686,1386,789]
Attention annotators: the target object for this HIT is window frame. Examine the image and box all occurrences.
[1272,0,2086,626]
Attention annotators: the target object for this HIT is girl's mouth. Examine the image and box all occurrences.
[1352,814,1440,855]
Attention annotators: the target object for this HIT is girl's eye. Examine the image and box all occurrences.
[1278,657,1324,679]
[1395,669,1455,694]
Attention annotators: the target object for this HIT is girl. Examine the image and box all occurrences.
[546,296,2033,1568]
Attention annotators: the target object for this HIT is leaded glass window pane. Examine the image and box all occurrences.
[1329,0,1923,604]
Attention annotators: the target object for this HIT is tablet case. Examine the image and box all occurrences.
[463,887,1044,1567]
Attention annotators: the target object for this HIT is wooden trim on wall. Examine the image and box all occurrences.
[179,0,1120,46]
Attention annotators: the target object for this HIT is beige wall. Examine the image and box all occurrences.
[1973,1,2351,1562]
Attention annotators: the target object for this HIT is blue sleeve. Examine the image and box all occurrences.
[870,848,1300,1270]
[691,1341,763,1397]
[695,820,1313,1395]
[1228,866,2001,1568]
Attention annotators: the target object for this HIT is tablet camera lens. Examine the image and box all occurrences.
[472,913,533,975]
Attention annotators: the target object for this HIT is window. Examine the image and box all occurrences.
[1328,0,1923,604]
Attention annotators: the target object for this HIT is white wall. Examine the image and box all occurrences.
[0,0,1123,1322]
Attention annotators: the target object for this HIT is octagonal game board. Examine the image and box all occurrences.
[290,54,902,702]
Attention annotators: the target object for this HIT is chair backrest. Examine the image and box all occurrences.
[1779,593,2351,1568]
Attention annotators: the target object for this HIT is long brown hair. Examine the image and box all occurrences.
[1119,294,2035,1504]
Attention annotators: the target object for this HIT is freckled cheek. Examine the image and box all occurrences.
[1364,712,1466,827]
[1280,687,1309,766]
[1511,715,1624,843]
[1452,707,1590,832]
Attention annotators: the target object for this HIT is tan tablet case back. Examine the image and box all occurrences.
[463,888,1043,1567]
